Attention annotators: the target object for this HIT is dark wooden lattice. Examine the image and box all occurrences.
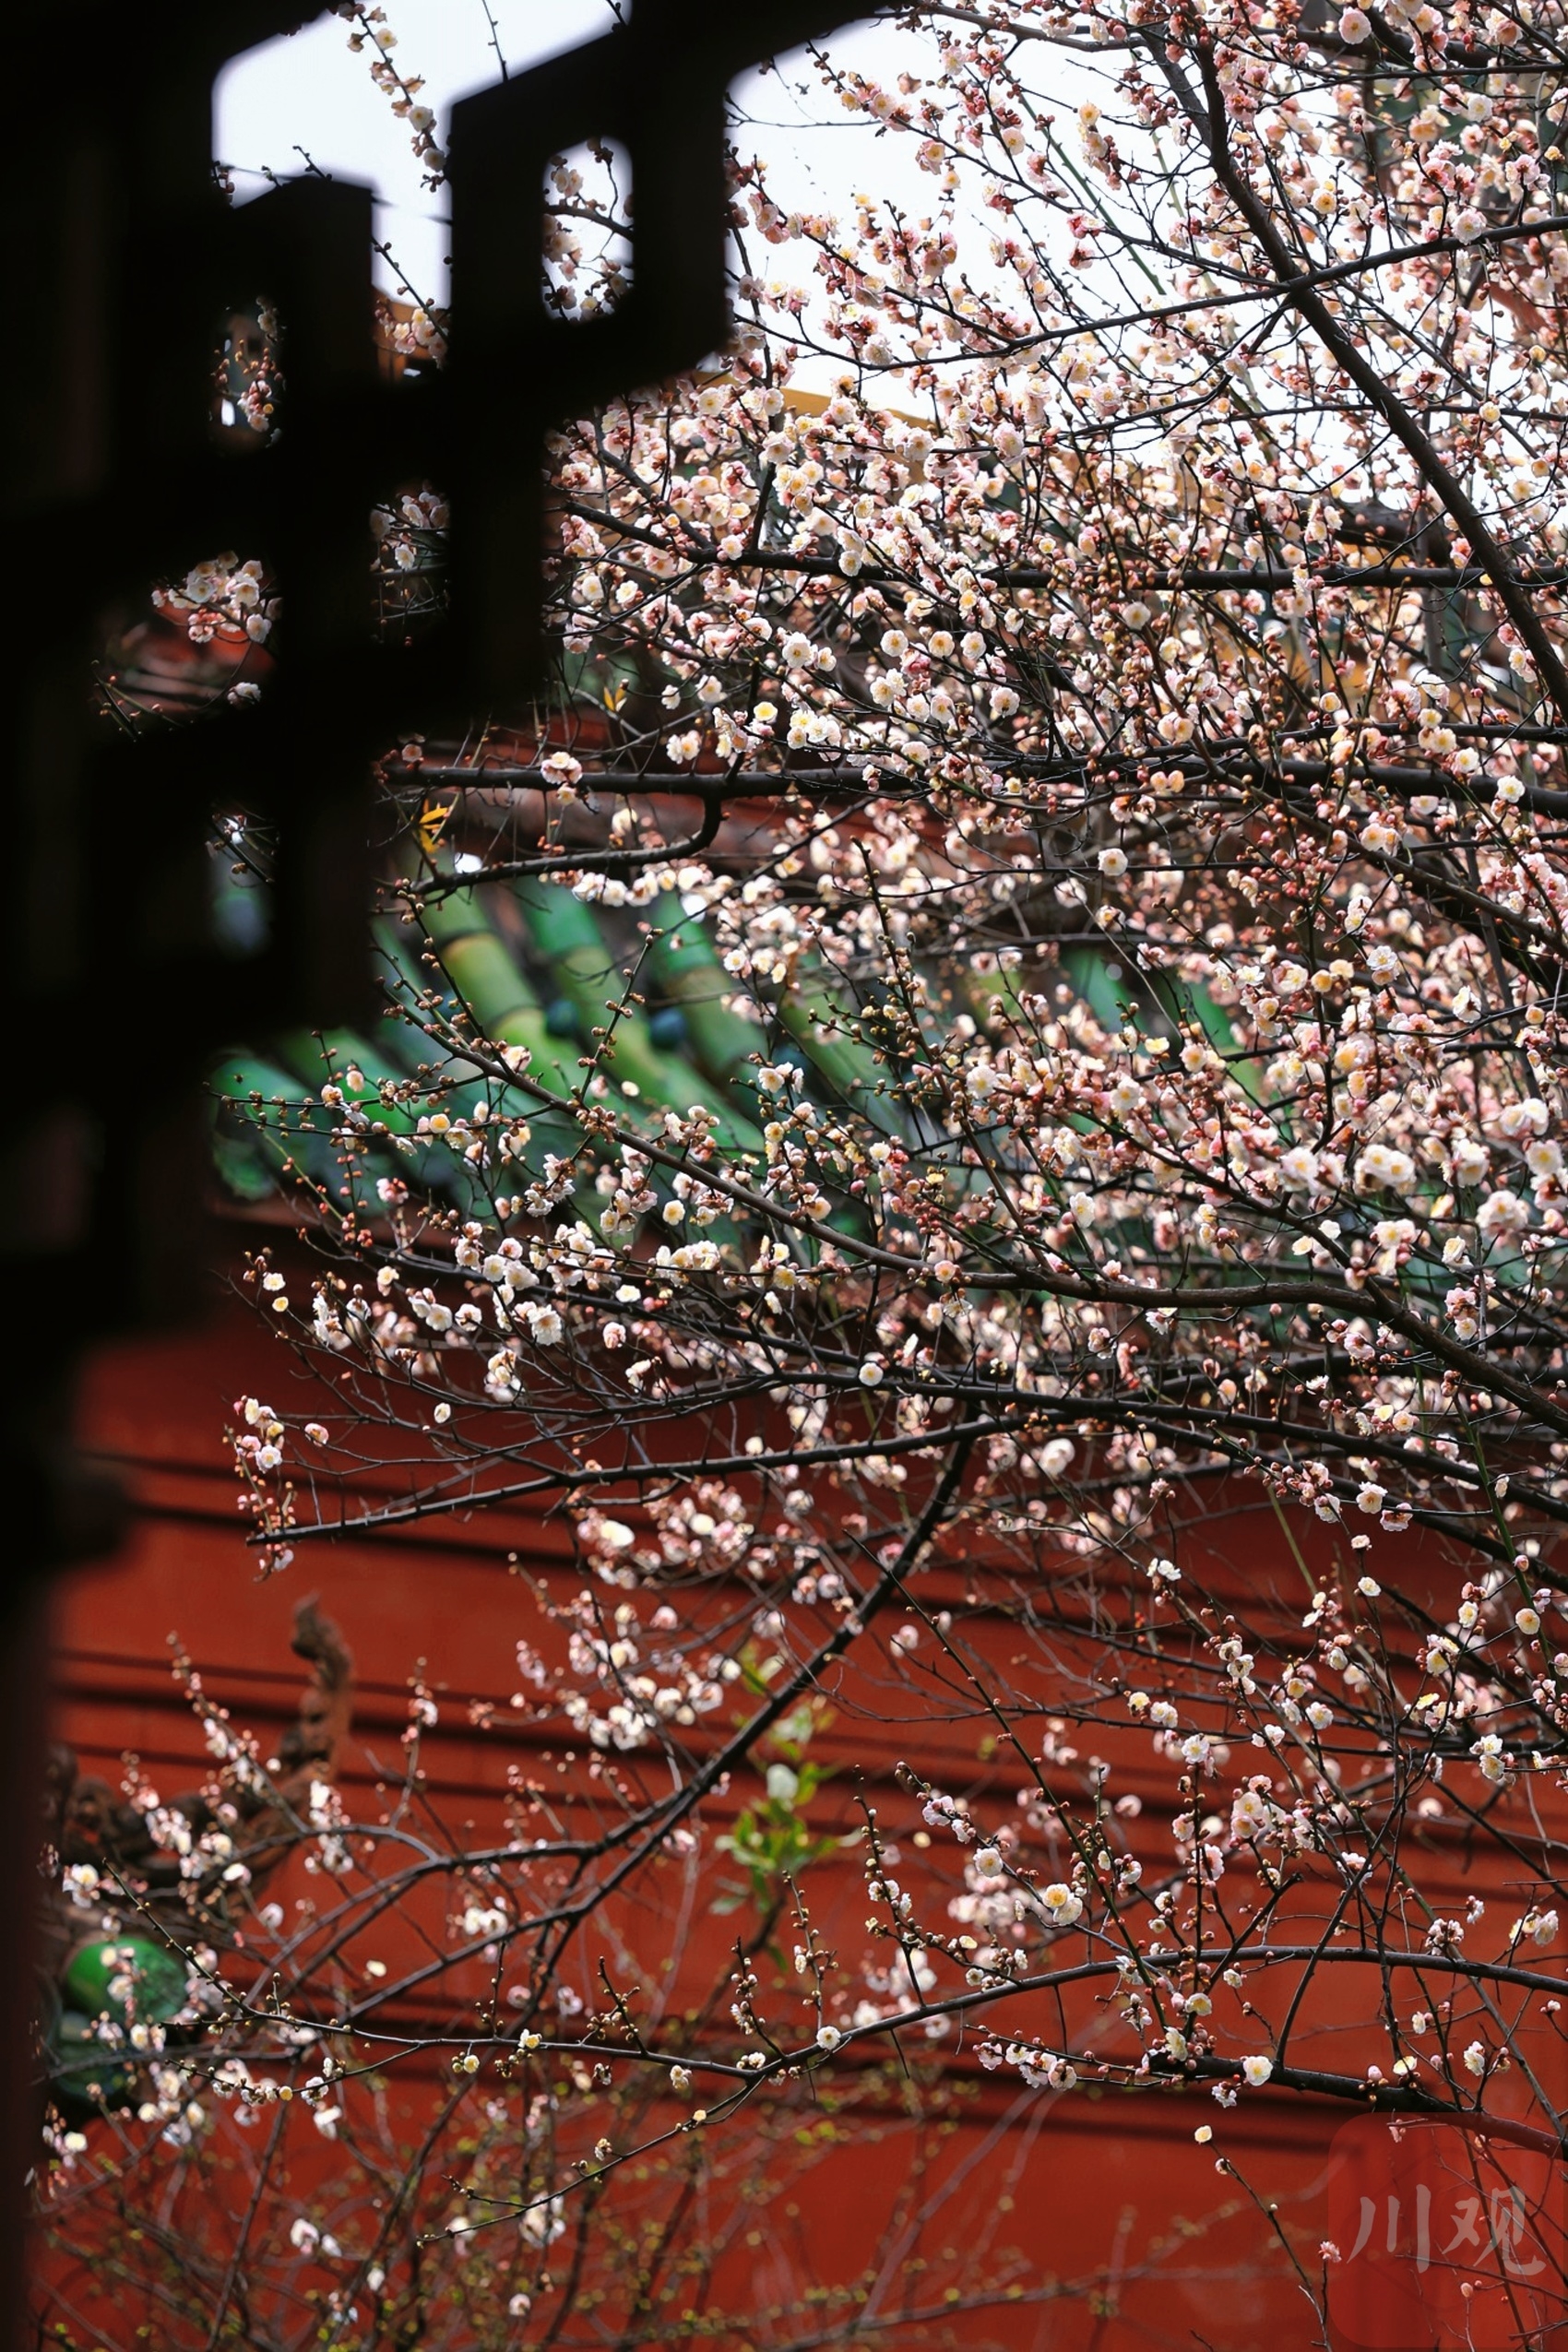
[2,4,848,2325]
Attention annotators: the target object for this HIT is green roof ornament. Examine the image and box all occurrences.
[62,1936,187,2025]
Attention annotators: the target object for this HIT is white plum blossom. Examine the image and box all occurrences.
[194,11,1568,2322]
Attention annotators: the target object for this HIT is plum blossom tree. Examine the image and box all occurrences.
[40,0,1568,2341]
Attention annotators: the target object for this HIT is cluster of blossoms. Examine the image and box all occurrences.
[58,0,1568,2342]
[330,2,445,179]
[152,551,276,687]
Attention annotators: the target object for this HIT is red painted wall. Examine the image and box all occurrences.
[32,1284,1566,2348]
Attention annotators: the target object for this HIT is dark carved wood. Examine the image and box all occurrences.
[2,5,850,2327]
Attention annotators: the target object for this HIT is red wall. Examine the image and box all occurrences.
[32,1285,1566,2348]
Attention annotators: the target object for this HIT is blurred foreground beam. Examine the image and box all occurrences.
[1,2,853,2335]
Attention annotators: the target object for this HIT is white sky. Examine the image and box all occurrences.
[217,6,918,312]
[214,5,1083,389]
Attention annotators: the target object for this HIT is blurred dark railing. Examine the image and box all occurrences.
[2,3,849,2327]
